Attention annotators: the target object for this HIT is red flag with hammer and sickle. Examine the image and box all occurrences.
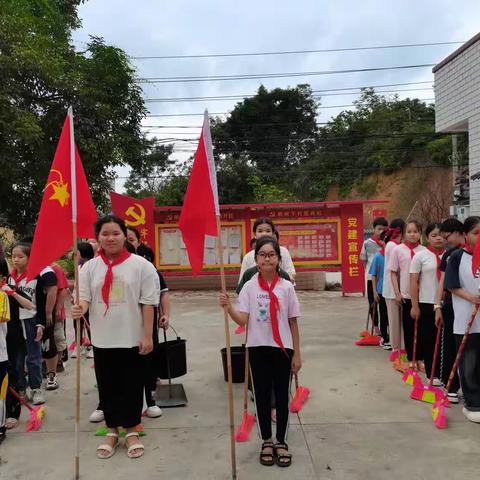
[109,193,155,249]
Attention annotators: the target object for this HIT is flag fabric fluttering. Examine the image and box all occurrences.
[178,110,220,275]
[27,112,97,281]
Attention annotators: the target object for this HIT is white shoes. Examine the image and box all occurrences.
[432,378,443,387]
[86,348,94,359]
[145,406,163,418]
[89,409,105,423]
[30,389,45,405]
[462,407,480,423]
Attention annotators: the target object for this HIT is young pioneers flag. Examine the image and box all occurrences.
[27,109,97,281]
[179,110,220,275]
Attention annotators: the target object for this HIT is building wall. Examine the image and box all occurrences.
[434,40,480,213]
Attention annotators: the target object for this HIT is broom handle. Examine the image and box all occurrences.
[428,322,443,388]
[412,316,418,368]
[294,373,299,391]
[8,386,34,412]
[242,330,249,412]
[444,304,479,395]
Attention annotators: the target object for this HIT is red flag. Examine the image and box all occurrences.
[110,193,155,248]
[179,110,219,275]
[27,110,97,281]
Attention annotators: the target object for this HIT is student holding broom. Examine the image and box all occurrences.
[444,216,480,423]
[220,235,301,467]
[389,220,425,371]
[410,223,446,385]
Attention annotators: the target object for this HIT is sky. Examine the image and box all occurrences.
[72,0,480,190]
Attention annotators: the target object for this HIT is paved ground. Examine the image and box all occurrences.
[1,291,480,480]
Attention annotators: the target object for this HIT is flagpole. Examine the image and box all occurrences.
[68,106,81,480]
[216,215,237,480]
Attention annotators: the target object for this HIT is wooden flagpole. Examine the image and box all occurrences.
[216,215,237,480]
[68,106,82,480]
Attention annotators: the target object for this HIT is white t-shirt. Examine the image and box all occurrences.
[79,254,160,348]
[239,246,295,282]
[388,243,425,299]
[360,237,382,281]
[410,249,444,304]
[382,241,399,299]
[236,273,300,350]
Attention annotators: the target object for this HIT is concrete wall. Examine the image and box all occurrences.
[165,271,326,291]
[434,39,480,213]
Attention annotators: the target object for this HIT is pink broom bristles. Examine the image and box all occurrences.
[68,341,76,352]
[235,412,256,442]
[290,386,310,413]
[8,386,45,432]
[235,325,246,335]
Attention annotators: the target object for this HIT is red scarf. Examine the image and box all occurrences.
[257,273,286,354]
[427,246,445,281]
[404,241,420,259]
[370,235,383,248]
[10,269,27,286]
[98,249,131,314]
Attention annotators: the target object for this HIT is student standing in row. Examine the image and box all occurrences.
[410,223,445,384]
[0,259,10,444]
[389,221,425,370]
[444,216,480,423]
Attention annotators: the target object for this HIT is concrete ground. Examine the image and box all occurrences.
[2,291,480,480]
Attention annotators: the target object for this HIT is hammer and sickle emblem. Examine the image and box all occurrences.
[124,203,146,227]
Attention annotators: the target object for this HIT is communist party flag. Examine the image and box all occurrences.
[109,192,155,247]
[27,109,97,281]
[179,110,220,275]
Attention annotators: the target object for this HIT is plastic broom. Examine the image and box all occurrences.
[290,373,310,413]
[359,305,371,338]
[402,316,422,387]
[8,386,45,432]
[432,304,479,429]
[411,321,446,404]
[356,303,381,346]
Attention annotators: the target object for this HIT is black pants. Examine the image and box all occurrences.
[440,303,460,392]
[419,303,440,380]
[456,333,480,411]
[93,346,143,428]
[402,299,423,362]
[367,280,378,327]
[6,343,21,420]
[249,346,292,443]
[378,295,389,343]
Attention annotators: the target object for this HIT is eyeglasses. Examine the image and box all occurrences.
[257,252,278,259]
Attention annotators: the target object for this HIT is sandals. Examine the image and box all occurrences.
[6,418,18,430]
[274,442,292,467]
[259,441,275,466]
[96,432,119,459]
[125,432,145,459]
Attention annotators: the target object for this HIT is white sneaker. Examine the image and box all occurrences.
[86,348,94,359]
[70,349,77,359]
[145,406,163,418]
[89,409,104,423]
[462,407,480,423]
[447,392,459,404]
[382,342,392,351]
[46,373,59,391]
[31,389,45,405]
[432,378,444,387]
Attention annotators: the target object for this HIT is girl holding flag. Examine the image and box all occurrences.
[220,235,301,467]
[72,215,160,459]
[409,223,446,383]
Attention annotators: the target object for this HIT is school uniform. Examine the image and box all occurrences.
[410,248,445,379]
[361,237,383,327]
[79,254,160,428]
[444,249,480,411]
[438,248,460,392]
[0,291,9,442]
[368,252,389,343]
[239,247,295,283]
[237,273,300,444]
[388,243,425,361]
[383,241,402,350]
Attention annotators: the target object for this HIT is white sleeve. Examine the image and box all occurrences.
[287,284,301,319]
[238,251,254,284]
[236,281,251,314]
[410,253,422,274]
[280,247,296,275]
[78,262,92,303]
[360,240,368,262]
[139,261,161,305]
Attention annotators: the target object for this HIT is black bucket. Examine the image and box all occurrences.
[155,326,187,379]
[220,345,245,383]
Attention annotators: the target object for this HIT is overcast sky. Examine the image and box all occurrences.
[72,0,480,189]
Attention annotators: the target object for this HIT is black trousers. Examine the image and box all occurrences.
[439,303,460,392]
[378,295,389,343]
[6,343,21,420]
[456,333,480,411]
[419,303,440,380]
[402,299,423,362]
[249,346,292,444]
[93,346,143,428]
[367,280,378,327]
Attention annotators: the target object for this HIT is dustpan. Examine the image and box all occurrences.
[155,327,188,407]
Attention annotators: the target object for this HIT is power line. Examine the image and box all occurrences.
[137,64,436,83]
[130,41,463,60]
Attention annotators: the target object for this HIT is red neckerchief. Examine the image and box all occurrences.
[370,235,383,248]
[404,241,420,259]
[1,279,15,296]
[464,245,473,254]
[10,269,27,286]
[380,238,400,256]
[98,249,131,314]
[427,246,445,281]
[257,273,286,354]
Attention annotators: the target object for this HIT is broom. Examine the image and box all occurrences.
[432,304,479,429]
[402,316,422,387]
[393,303,408,373]
[8,386,45,432]
[234,336,255,442]
[290,373,310,413]
[411,321,445,404]
[356,303,381,346]
[359,304,372,338]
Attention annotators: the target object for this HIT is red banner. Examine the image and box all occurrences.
[340,204,365,294]
[109,192,155,248]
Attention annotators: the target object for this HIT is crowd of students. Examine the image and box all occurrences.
[362,215,480,422]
